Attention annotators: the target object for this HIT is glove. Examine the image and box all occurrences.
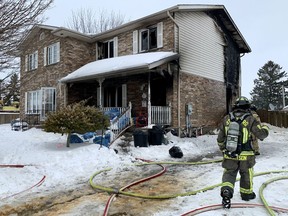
[223,150,237,158]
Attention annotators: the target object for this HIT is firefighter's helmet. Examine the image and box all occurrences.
[234,96,251,110]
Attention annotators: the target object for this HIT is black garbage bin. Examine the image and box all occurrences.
[133,130,148,147]
[148,125,164,145]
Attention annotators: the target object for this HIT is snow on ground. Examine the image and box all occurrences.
[0,123,288,215]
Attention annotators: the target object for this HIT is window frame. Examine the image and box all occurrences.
[26,51,38,71]
[96,37,118,60]
[134,22,163,53]
[44,42,60,66]
[139,26,158,52]
[25,87,56,120]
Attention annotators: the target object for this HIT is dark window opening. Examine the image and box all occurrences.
[141,26,157,51]
[149,27,157,49]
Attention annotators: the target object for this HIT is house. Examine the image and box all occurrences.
[18,4,251,138]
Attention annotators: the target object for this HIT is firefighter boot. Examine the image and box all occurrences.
[241,192,256,201]
[221,189,232,209]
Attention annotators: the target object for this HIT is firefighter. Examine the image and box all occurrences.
[250,104,261,155]
[217,96,269,209]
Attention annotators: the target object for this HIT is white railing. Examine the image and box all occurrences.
[101,102,132,144]
[151,106,171,125]
[100,103,171,144]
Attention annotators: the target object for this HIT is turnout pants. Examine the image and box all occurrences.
[221,155,256,197]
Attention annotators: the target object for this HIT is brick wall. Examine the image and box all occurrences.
[19,28,94,118]
[170,72,226,128]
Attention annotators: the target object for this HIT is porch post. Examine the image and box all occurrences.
[148,73,151,125]
[62,83,67,107]
[97,78,105,108]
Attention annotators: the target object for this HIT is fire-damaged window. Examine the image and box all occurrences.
[97,84,127,107]
[96,37,118,60]
[140,26,157,51]
[133,22,163,54]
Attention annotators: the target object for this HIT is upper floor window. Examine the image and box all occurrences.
[25,51,38,71]
[96,37,118,60]
[133,22,163,54]
[44,42,60,66]
[140,26,157,51]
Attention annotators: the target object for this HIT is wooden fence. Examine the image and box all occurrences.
[257,110,288,128]
[0,112,19,124]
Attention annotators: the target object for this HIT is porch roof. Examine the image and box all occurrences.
[59,52,179,83]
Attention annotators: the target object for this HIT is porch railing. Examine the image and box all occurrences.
[101,102,132,144]
[100,104,171,144]
[151,106,171,125]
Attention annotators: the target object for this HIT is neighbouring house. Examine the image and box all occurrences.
[18,4,251,140]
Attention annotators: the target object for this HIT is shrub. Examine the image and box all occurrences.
[43,101,110,147]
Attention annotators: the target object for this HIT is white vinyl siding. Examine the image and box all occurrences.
[176,12,225,82]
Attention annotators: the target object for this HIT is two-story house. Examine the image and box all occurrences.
[18,4,251,138]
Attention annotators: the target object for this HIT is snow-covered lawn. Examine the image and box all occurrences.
[0,123,288,215]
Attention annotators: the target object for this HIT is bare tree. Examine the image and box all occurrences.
[65,8,126,34]
[0,0,54,73]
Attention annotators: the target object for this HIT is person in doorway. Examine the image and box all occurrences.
[217,96,269,209]
[250,104,261,155]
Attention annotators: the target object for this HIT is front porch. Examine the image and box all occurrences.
[101,103,171,143]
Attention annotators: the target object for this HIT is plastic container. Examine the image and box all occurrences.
[133,130,148,147]
[148,125,164,145]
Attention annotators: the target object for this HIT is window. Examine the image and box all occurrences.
[25,51,38,71]
[44,42,60,65]
[26,90,41,113]
[103,40,114,58]
[39,32,45,40]
[97,84,127,107]
[140,26,157,51]
[25,88,56,120]
[133,22,163,53]
[96,37,118,60]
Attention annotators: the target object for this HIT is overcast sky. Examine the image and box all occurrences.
[42,0,288,99]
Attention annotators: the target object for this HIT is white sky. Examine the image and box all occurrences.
[1,123,288,215]
[42,0,288,99]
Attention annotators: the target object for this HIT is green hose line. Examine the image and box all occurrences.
[89,159,288,200]
[135,159,223,166]
[259,176,288,216]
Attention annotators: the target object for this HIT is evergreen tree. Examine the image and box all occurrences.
[251,61,287,110]
[3,73,20,105]
[43,101,110,147]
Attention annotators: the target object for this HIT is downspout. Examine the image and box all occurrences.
[167,10,181,136]
[239,53,245,97]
